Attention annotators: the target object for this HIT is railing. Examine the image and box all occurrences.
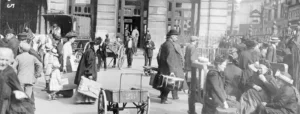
[194,48,229,62]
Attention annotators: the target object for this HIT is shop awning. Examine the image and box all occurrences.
[42,14,73,22]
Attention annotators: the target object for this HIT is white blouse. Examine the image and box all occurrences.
[63,41,73,68]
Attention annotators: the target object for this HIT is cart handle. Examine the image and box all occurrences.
[119,73,144,102]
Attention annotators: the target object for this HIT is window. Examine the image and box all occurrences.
[176,3,182,8]
[168,2,172,11]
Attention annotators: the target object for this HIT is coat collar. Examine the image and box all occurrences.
[167,39,183,56]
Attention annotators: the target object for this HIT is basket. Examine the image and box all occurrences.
[78,76,102,99]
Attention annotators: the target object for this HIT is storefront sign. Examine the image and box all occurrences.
[47,0,68,14]
[288,6,300,21]
[75,0,90,4]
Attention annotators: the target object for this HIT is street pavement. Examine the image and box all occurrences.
[34,55,203,114]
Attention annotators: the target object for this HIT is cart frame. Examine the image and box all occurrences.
[98,73,150,114]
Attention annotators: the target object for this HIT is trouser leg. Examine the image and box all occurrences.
[129,52,133,66]
[113,56,117,66]
[97,54,101,70]
[22,84,35,109]
[161,88,170,102]
[148,57,152,66]
[101,54,107,69]
[144,55,148,66]
[127,53,131,66]
[172,90,179,99]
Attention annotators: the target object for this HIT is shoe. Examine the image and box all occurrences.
[172,97,179,100]
[48,94,52,101]
[112,65,116,68]
[52,94,58,100]
[104,69,107,71]
[161,100,172,104]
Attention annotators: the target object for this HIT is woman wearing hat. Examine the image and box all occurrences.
[239,61,278,114]
[266,37,280,63]
[62,31,77,73]
[74,41,97,104]
[202,55,229,114]
[238,39,260,92]
[257,71,298,114]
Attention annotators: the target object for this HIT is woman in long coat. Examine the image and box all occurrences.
[238,40,260,92]
[74,41,97,104]
[202,55,229,114]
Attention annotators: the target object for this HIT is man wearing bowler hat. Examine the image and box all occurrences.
[157,29,187,104]
[266,37,280,63]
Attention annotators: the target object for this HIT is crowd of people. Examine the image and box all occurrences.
[0,22,157,113]
[151,28,300,114]
[1,21,298,114]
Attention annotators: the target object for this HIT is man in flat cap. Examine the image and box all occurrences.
[3,29,19,57]
[13,42,43,110]
[184,36,199,89]
[156,29,187,104]
[17,32,42,62]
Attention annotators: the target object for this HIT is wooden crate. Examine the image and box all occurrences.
[104,89,148,103]
[78,76,102,99]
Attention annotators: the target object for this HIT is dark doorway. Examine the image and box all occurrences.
[117,0,149,48]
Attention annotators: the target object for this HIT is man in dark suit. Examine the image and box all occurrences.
[157,29,185,104]
[125,36,136,68]
[266,37,280,63]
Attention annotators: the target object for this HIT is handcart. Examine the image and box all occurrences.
[98,73,150,114]
[106,43,126,70]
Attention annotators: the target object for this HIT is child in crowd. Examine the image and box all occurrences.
[43,44,54,91]
[48,49,63,100]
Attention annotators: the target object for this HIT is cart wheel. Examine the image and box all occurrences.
[98,90,107,114]
[141,94,151,114]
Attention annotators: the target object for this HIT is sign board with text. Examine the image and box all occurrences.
[288,6,300,21]
[47,0,68,14]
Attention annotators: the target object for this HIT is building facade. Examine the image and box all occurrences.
[95,0,228,48]
[1,0,229,48]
